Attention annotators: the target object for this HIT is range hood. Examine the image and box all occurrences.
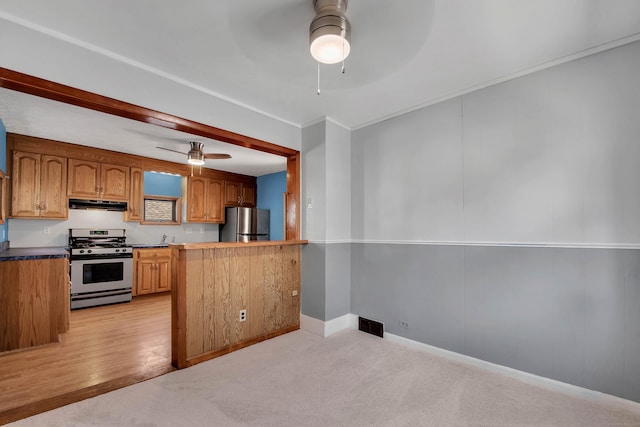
[68,199,128,212]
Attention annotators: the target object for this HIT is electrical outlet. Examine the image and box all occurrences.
[399,320,409,329]
[43,227,51,234]
[199,227,205,234]
[186,228,192,234]
[292,290,298,296]
[239,309,247,322]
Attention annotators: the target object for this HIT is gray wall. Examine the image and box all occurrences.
[301,120,351,321]
[350,40,640,402]
[351,244,640,401]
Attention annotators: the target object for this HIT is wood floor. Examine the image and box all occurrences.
[0,293,173,425]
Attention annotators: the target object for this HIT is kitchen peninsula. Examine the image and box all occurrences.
[0,247,70,352]
[171,239,306,368]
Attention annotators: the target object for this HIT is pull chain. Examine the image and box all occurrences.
[317,62,321,95]
[341,37,346,74]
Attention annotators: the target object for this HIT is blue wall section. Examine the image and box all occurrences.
[0,118,7,243]
[257,171,286,241]
[144,172,182,197]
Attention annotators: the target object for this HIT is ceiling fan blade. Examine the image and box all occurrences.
[204,153,232,160]
[156,146,187,155]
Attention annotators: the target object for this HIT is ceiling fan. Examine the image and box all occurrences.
[156,141,231,166]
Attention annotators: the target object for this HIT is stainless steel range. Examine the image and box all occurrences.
[69,228,133,309]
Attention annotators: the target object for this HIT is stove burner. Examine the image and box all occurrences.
[72,242,128,249]
[68,228,131,257]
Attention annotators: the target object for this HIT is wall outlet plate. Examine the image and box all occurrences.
[239,309,246,322]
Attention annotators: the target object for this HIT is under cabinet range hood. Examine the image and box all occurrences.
[68,199,128,211]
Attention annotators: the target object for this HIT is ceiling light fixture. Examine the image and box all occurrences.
[187,142,205,166]
[309,0,351,65]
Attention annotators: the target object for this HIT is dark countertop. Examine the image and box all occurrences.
[0,246,69,261]
[131,243,169,249]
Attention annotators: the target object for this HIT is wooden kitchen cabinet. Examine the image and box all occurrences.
[186,176,224,223]
[124,167,143,221]
[0,169,6,224]
[224,180,256,207]
[134,248,171,295]
[11,151,68,218]
[0,257,70,352]
[67,159,129,201]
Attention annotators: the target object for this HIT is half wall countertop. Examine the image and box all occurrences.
[0,246,69,261]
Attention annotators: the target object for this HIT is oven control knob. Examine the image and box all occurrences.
[87,249,92,254]
[121,248,127,253]
[115,249,120,253]
[79,249,85,254]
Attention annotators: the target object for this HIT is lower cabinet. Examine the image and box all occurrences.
[133,248,171,296]
[0,257,70,352]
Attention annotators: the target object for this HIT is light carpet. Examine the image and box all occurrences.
[10,329,640,426]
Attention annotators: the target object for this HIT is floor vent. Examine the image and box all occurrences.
[358,316,384,338]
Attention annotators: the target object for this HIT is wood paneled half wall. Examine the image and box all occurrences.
[171,241,305,368]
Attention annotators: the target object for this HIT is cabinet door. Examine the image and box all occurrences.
[155,257,171,292]
[40,155,67,218]
[100,163,129,201]
[207,179,225,223]
[187,176,208,222]
[68,159,100,198]
[241,183,256,207]
[224,180,241,206]
[11,151,41,217]
[136,259,155,295]
[125,167,143,221]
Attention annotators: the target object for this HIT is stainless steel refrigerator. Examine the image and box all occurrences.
[219,207,270,242]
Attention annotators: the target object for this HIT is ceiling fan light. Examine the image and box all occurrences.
[309,0,351,64]
[310,32,351,64]
[187,150,205,165]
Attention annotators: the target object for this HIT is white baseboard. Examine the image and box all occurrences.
[300,314,325,336]
[300,313,357,337]
[302,312,640,413]
[384,332,640,414]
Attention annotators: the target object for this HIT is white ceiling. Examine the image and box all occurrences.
[1,0,640,175]
[0,88,287,176]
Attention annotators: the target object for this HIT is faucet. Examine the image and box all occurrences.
[161,234,168,244]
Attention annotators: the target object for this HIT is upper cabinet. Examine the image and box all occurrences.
[7,135,262,224]
[186,176,224,223]
[0,169,6,224]
[224,180,256,207]
[68,159,129,201]
[11,151,68,218]
[124,167,143,222]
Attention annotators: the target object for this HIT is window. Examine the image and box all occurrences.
[142,195,181,225]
